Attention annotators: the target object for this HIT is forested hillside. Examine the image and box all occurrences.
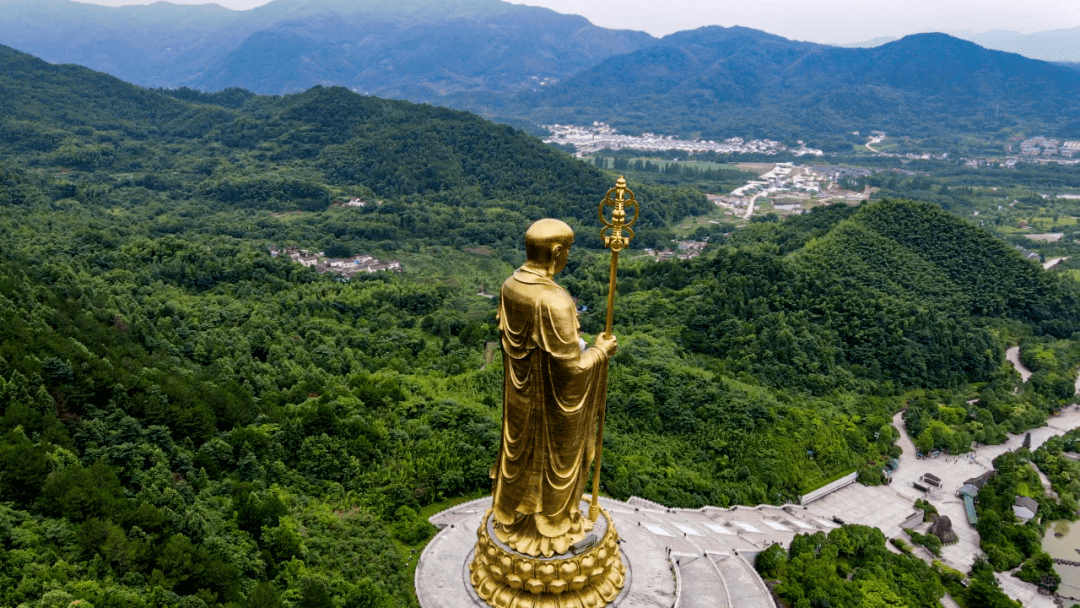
[1,45,1079,607]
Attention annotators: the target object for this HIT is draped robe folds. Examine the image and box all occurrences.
[490,268,609,558]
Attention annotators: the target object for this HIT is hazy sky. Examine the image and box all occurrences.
[78,0,1079,44]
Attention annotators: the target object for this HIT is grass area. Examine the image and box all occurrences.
[735,162,775,175]
[800,468,858,495]
[669,160,746,171]
[587,156,745,172]
[671,212,742,238]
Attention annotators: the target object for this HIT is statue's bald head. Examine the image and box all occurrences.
[524,219,574,268]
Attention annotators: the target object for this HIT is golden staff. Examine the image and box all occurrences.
[590,176,639,521]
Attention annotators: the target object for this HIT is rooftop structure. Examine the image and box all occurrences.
[964,471,995,489]
[957,483,979,498]
[963,495,978,526]
[1013,496,1039,522]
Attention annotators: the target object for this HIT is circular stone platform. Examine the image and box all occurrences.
[468,502,625,607]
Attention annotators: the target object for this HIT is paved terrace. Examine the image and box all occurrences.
[417,494,838,607]
[417,406,1080,608]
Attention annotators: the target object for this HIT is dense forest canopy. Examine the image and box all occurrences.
[1,43,1079,608]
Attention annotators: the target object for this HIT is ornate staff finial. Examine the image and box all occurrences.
[597,176,639,337]
[599,176,639,254]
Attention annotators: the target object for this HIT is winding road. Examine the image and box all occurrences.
[1008,345,1080,394]
[744,192,766,220]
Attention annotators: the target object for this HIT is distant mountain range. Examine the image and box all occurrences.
[843,27,1080,64]
[0,39,689,230]
[0,0,652,99]
[454,28,1080,147]
[959,27,1080,64]
[1,0,1078,147]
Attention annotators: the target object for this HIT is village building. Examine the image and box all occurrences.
[270,246,401,278]
[1012,496,1039,522]
[543,122,823,156]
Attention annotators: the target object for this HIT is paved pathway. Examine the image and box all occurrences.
[806,407,1080,608]
[744,192,765,220]
[1009,344,1080,395]
[712,554,773,608]
[677,558,725,608]
[1007,346,1033,382]
[997,571,1057,608]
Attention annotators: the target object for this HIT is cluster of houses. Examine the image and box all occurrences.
[643,240,708,262]
[730,163,829,197]
[708,163,873,218]
[269,245,401,279]
[543,122,823,156]
[1021,137,1080,158]
[333,198,383,208]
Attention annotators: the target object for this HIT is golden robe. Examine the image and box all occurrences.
[491,267,609,557]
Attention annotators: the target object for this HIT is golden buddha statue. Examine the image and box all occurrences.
[471,186,642,605]
[489,218,618,558]
[470,218,625,608]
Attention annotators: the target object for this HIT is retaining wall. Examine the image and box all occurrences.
[800,472,859,505]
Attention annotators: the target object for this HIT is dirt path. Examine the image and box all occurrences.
[1044,256,1069,270]
[745,192,765,220]
[1006,346,1033,382]
[1009,346,1080,395]
[893,411,917,458]
[864,136,886,154]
